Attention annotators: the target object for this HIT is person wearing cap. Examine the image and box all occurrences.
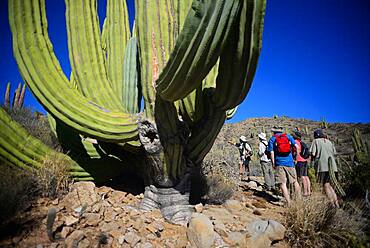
[310,129,339,207]
[228,135,253,180]
[292,131,311,197]
[267,126,301,205]
[258,132,275,191]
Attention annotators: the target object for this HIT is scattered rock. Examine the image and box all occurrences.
[253,209,263,216]
[245,202,254,209]
[104,209,118,222]
[203,207,235,224]
[65,215,79,226]
[214,223,228,237]
[50,242,59,248]
[109,229,123,240]
[140,242,154,248]
[123,231,141,246]
[224,199,243,212]
[246,219,286,247]
[99,222,120,233]
[227,231,247,247]
[62,182,98,210]
[194,203,203,213]
[246,181,258,189]
[60,227,73,239]
[78,238,90,248]
[64,230,85,248]
[84,213,101,227]
[108,191,127,207]
[187,213,215,248]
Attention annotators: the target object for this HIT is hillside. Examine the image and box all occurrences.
[205,117,370,181]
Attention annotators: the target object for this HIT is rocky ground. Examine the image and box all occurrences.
[0,177,288,248]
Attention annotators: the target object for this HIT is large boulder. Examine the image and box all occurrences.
[187,213,215,248]
[246,219,286,247]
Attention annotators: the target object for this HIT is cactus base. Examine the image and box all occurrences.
[140,174,193,226]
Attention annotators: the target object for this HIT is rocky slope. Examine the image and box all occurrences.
[0,179,287,248]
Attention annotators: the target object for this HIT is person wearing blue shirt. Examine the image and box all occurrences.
[267,126,301,205]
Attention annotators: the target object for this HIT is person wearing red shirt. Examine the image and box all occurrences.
[293,131,311,196]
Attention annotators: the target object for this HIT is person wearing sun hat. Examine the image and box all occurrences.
[267,126,301,205]
[228,135,253,180]
[258,132,275,190]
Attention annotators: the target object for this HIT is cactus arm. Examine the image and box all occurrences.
[9,0,138,142]
[0,108,74,171]
[156,0,241,101]
[178,61,219,126]
[122,38,141,113]
[65,0,123,111]
[4,82,11,108]
[135,0,191,119]
[104,0,131,102]
[185,94,226,164]
[213,0,266,110]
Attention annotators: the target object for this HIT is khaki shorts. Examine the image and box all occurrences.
[276,166,297,185]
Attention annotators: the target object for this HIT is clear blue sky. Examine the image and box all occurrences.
[1,1,369,123]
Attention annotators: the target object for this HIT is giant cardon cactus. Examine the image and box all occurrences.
[3,0,266,224]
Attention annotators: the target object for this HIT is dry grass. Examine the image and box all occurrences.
[35,153,71,198]
[284,193,366,248]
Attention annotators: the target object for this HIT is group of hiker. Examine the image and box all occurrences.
[229,126,339,207]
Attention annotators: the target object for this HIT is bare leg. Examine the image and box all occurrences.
[293,181,302,199]
[323,183,339,207]
[280,183,291,205]
[239,160,244,180]
[302,176,311,196]
[301,177,308,195]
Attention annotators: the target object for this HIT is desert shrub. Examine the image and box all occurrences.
[4,107,60,149]
[0,162,38,223]
[285,194,366,248]
[201,161,238,204]
[0,154,71,224]
[202,171,235,205]
[35,153,71,198]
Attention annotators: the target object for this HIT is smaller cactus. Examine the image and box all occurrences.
[352,129,369,164]
[46,207,56,241]
[3,82,26,110]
